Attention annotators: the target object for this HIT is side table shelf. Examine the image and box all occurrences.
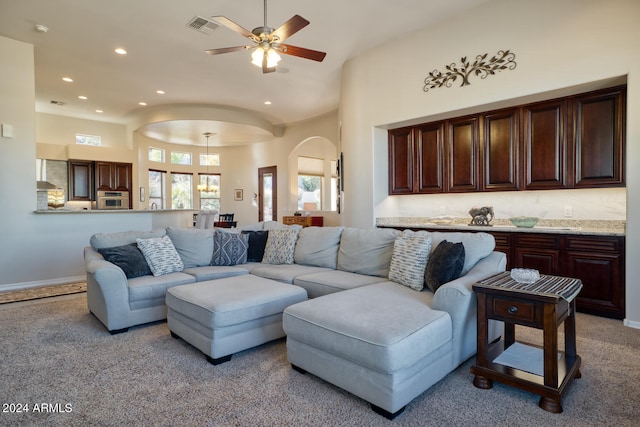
[470,272,583,413]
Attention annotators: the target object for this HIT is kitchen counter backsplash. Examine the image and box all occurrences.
[376,217,625,236]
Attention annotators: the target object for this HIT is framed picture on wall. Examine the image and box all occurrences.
[234,189,243,201]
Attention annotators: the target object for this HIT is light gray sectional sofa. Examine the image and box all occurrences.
[84,222,506,419]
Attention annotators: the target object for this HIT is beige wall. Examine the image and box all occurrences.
[339,0,640,326]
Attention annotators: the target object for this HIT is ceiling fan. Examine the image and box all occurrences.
[205,0,326,74]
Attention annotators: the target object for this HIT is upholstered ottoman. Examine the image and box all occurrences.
[166,276,307,365]
[282,281,454,419]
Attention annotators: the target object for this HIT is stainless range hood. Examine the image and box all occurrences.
[36,180,62,190]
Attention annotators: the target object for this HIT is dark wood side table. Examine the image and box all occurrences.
[470,272,583,413]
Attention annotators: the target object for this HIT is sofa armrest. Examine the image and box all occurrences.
[431,251,506,366]
[84,246,131,331]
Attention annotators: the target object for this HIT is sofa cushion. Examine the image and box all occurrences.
[136,235,184,276]
[166,227,214,268]
[97,243,152,279]
[430,231,495,275]
[182,265,249,282]
[283,282,452,373]
[250,264,332,284]
[262,228,300,265]
[127,272,196,310]
[337,228,400,277]
[212,230,249,266]
[293,270,389,298]
[425,241,465,293]
[294,227,344,268]
[388,230,432,291]
[241,230,269,262]
[90,229,166,250]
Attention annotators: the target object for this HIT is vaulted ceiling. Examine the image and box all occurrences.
[0,0,489,145]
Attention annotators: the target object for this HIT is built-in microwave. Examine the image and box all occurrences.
[96,190,130,210]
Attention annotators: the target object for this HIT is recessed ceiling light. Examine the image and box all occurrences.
[139,102,147,106]
[78,95,88,100]
[35,24,49,33]
[156,90,165,95]
[115,48,127,55]
[264,101,272,105]
[62,77,73,83]
[95,109,103,113]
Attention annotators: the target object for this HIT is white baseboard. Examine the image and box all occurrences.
[623,318,640,330]
[0,275,86,293]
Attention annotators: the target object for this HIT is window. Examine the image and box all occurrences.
[171,173,192,209]
[149,147,165,162]
[148,170,166,209]
[199,153,220,166]
[76,134,101,146]
[297,156,324,211]
[199,174,221,211]
[171,151,192,165]
[298,175,322,211]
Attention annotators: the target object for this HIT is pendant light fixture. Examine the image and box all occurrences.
[197,132,219,193]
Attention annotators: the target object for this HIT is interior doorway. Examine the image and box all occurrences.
[258,166,277,222]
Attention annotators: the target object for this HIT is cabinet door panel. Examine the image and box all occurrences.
[514,248,559,275]
[68,161,93,200]
[113,163,131,191]
[447,117,479,192]
[388,128,414,194]
[415,123,445,193]
[564,252,624,319]
[95,162,114,191]
[482,109,519,191]
[573,88,625,187]
[522,100,568,189]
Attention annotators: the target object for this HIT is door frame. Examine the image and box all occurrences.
[258,166,277,222]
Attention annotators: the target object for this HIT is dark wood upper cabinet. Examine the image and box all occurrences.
[415,122,445,193]
[388,85,626,195]
[482,108,519,191]
[572,87,625,188]
[388,127,414,194]
[447,116,479,192]
[68,160,94,201]
[95,161,132,192]
[521,99,569,190]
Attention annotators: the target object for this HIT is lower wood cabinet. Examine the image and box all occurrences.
[383,226,625,319]
[282,216,323,227]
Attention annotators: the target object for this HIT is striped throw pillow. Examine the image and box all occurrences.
[136,235,184,276]
[388,230,432,291]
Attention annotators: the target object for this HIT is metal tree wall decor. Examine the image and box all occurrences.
[423,49,516,92]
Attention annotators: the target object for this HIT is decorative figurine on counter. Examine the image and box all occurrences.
[469,206,494,226]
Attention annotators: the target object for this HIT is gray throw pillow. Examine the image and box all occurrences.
[98,243,151,279]
[425,240,465,292]
[388,230,432,291]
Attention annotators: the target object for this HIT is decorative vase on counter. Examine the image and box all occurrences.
[469,206,494,226]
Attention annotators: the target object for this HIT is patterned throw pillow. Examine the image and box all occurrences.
[388,230,432,291]
[136,235,184,276]
[425,240,465,292]
[261,228,300,265]
[212,230,249,266]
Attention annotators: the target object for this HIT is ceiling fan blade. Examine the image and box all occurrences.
[270,15,309,42]
[205,46,251,55]
[279,44,326,62]
[211,16,258,41]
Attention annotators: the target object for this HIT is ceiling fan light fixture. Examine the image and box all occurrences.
[251,46,281,69]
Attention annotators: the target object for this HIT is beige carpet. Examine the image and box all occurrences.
[0,282,86,304]
[1,293,639,426]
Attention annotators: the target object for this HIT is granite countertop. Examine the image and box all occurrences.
[376,217,625,236]
[34,209,198,214]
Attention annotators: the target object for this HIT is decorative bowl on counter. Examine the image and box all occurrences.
[510,268,540,284]
[429,216,454,225]
[509,216,539,228]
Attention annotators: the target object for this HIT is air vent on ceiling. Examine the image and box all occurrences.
[50,100,65,106]
[187,16,218,34]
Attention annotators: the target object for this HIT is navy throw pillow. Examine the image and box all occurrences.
[425,240,465,292]
[241,230,269,262]
[98,243,152,279]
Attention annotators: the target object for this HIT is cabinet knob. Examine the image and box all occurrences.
[508,306,518,314]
